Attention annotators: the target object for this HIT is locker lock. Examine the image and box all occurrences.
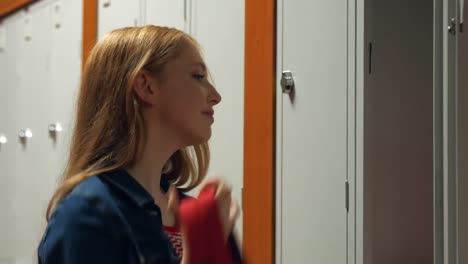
[281,70,295,94]
[48,122,63,134]
[18,128,33,139]
[0,134,7,144]
[448,18,457,35]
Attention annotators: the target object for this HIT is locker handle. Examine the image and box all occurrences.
[48,122,63,133]
[281,70,295,94]
[449,18,457,35]
[18,128,33,139]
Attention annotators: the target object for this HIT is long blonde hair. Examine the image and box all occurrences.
[46,26,209,220]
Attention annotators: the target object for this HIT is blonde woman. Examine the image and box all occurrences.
[38,26,241,264]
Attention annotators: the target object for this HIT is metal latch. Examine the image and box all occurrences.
[449,18,457,35]
[281,70,295,94]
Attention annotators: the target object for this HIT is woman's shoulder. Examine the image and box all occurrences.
[44,174,127,243]
[51,176,115,215]
[38,176,133,263]
[38,175,127,262]
[47,175,123,232]
[69,174,113,200]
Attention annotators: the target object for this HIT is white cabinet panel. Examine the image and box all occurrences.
[0,1,82,262]
[278,0,348,263]
[190,0,245,243]
[144,0,186,30]
[9,1,54,262]
[1,11,23,262]
[0,23,7,178]
[98,0,141,38]
[0,17,16,263]
[49,0,82,195]
[458,8,468,263]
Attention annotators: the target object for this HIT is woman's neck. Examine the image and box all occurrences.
[127,123,178,199]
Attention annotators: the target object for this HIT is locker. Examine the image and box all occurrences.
[144,0,187,31]
[457,2,468,262]
[190,0,245,242]
[0,22,6,183]
[1,0,244,262]
[0,1,84,262]
[99,0,189,38]
[12,2,55,262]
[0,16,16,264]
[0,1,60,262]
[276,0,349,263]
[98,0,141,38]
[48,0,83,197]
[0,11,24,263]
[276,0,466,263]
[364,0,434,263]
[439,0,468,262]
[361,1,468,262]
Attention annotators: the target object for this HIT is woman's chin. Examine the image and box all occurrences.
[183,130,211,146]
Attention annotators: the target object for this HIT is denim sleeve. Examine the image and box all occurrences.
[38,194,125,264]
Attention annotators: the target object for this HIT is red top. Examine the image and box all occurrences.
[163,225,184,259]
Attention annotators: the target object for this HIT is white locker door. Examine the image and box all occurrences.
[439,0,461,262]
[458,0,468,260]
[0,25,6,158]
[0,16,17,264]
[12,2,54,263]
[98,0,141,38]
[144,0,186,31]
[442,0,468,262]
[48,0,83,200]
[0,22,7,262]
[278,0,348,263]
[2,11,27,263]
[190,0,245,243]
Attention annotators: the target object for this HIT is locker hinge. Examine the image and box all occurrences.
[345,180,349,212]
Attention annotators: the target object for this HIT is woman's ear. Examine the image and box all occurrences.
[133,70,159,106]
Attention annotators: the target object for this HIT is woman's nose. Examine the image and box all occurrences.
[209,84,222,106]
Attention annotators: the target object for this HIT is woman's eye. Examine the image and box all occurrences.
[193,73,205,80]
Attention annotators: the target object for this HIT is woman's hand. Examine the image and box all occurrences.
[168,178,240,240]
[208,178,240,240]
[167,178,240,264]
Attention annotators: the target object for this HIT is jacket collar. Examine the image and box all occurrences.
[100,170,170,209]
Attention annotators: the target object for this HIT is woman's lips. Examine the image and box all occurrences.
[202,110,215,122]
[202,110,214,116]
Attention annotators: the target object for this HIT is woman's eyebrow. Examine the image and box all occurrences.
[192,62,207,70]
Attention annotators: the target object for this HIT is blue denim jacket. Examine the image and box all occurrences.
[37,170,242,264]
